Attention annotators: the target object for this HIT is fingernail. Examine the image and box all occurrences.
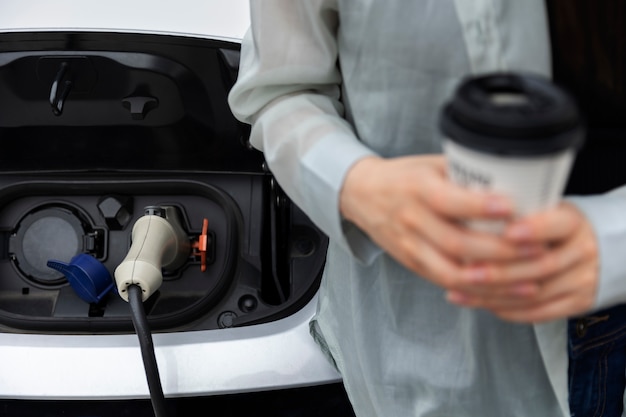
[517,244,541,258]
[513,283,537,297]
[507,223,531,240]
[446,291,468,304]
[486,196,512,215]
[463,266,487,283]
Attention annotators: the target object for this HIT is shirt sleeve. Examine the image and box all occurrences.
[228,0,383,263]
[567,185,626,310]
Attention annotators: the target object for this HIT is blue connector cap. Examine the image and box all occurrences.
[47,254,114,304]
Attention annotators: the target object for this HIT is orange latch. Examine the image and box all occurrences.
[191,218,209,272]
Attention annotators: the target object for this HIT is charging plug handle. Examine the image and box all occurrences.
[114,206,189,302]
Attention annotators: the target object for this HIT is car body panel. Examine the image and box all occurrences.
[0,297,340,399]
[0,0,250,41]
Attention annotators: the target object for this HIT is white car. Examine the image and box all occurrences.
[0,1,345,415]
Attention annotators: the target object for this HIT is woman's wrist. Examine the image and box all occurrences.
[339,156,383,225]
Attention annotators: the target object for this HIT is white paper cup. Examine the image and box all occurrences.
[444,139,575,232]
[439,73,585,233]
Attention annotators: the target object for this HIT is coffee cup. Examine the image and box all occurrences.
[439,72,585,232]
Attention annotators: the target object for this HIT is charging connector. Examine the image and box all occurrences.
[116,206,211,417]
[115,206,191,417]
[114,206,189,302]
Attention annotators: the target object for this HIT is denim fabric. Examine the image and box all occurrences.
[568,304,626,417]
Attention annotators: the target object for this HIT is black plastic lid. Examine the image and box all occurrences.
[440,72,585,155]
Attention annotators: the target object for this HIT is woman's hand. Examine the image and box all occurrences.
[340,155,531,293]
[447,202,599,322]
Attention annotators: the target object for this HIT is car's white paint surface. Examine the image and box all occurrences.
[0,0,251,41]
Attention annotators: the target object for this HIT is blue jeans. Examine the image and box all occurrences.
[568,304,626,417]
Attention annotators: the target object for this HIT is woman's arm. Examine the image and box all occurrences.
[229,0,541,297]
[229,0,379,261]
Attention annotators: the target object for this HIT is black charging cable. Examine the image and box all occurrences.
[128,284,168,417]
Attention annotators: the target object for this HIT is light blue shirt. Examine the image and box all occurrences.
[229,1,626,415]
